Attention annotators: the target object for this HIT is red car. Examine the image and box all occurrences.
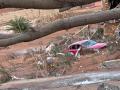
[67,40,107,56]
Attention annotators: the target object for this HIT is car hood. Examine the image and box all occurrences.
[88,43,107,49]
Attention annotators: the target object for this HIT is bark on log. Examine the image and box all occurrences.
[0,8,120,47]
[0,34,18,39]
[0,0,100,9]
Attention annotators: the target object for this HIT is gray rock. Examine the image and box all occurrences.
[97,83,120,90]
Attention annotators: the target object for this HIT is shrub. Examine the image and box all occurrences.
[7,17,31,33]
[0,68,11,83]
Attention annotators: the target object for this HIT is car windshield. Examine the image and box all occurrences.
[69,44,81,49]
[81,40,97,47]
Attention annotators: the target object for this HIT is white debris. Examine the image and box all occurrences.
[73,79,106,86]
[46,56,56,64]
[11,76,24,80]
[80,66,83,68]
[56,53,65,56]
[37,61,44,65]
[45,43,55,56]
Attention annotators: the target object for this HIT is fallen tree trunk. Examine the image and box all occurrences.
[0,8,120,47]
[0,71,120,89]
[0,7,100,39]
[0,34,18,39]
[0,0,100,9]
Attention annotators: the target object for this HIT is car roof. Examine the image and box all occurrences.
[68,40,89,48]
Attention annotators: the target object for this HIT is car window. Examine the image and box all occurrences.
[69,44,80,49]
[81,40,96,47]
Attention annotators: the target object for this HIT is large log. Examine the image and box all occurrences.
[0,7,100,40]
[0,71,120,89]
[0,0,100,9]
[0,8,120,47]
[0,34,18,39]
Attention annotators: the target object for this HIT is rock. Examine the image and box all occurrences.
[101,59,120,69]
[97,83,120,90]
